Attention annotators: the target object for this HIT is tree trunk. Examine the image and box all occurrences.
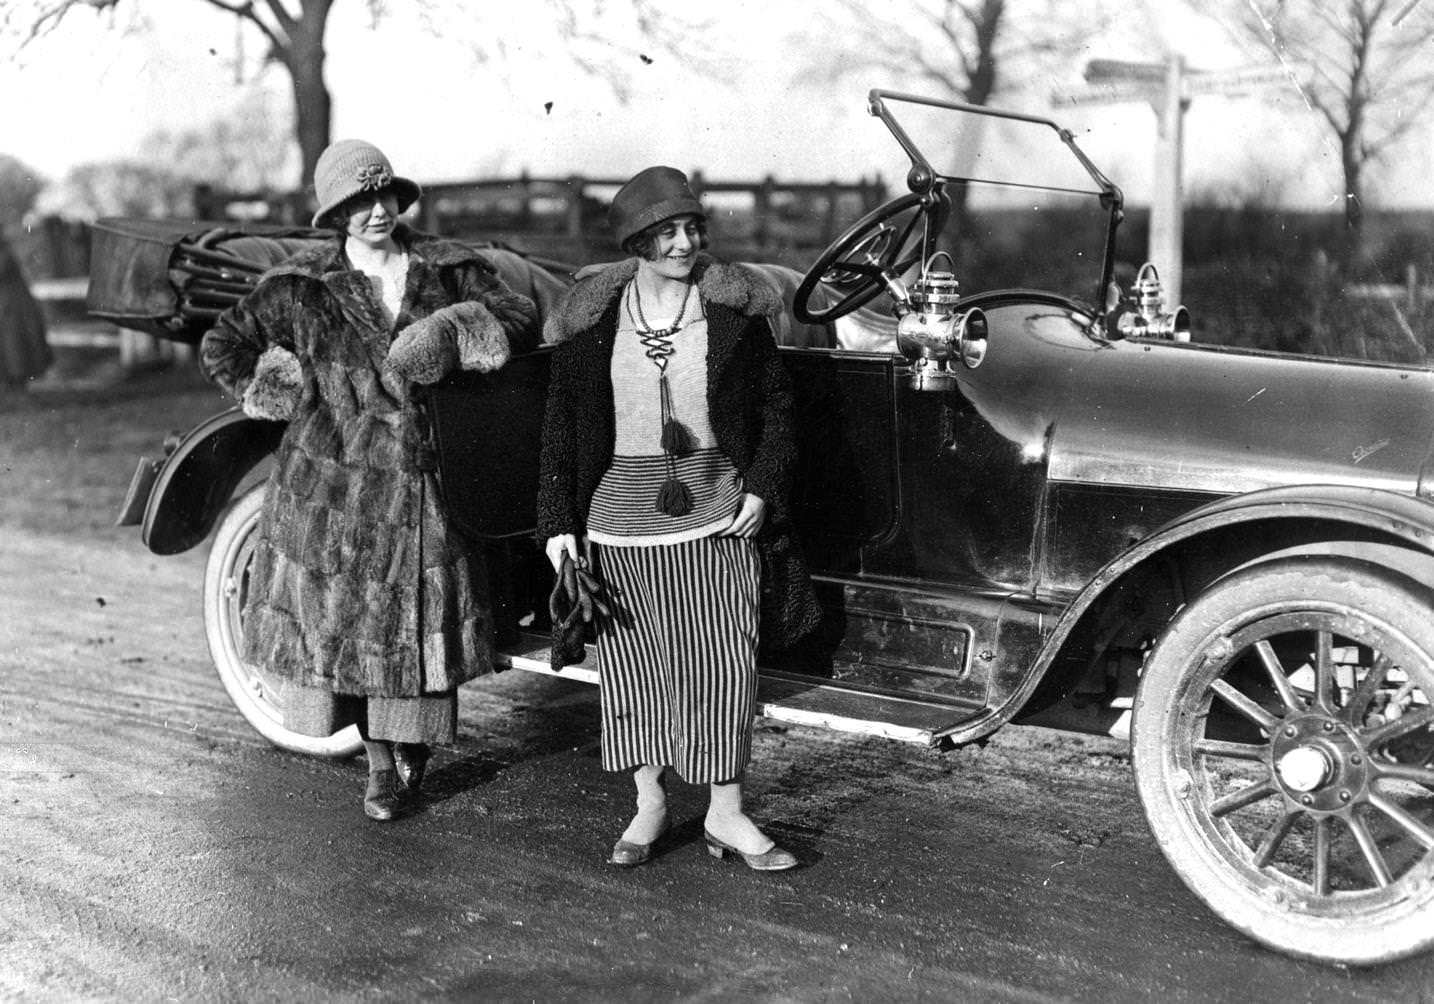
[946,0,1003,268]
[1340,135,1364,273]
[279,0,335,193]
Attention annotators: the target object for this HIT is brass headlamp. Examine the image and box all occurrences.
[894,253,988,391]
[1114,263,1190,341]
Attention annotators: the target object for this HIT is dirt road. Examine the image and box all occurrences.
[3,368,1432,1001]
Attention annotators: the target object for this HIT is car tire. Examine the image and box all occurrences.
[1132,554,1434,965]
[202,482,362,758]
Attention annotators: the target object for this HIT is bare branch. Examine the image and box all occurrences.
[199,0,251,15]
[11,0,121,49]
[1367,77,1434,154]
[197,0,288,54]
[938,3,978,83]
[414,0,726,106]
[793,3,913,88]
[910,52,967,96]
[258,0,295,38]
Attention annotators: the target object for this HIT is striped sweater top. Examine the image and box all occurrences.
[586,284,743,546]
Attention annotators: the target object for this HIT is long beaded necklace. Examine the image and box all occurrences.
[629,278,697,516]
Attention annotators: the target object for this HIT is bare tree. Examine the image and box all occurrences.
[5,0,709,186]
[1224,0,1434,266]
[803,1,1113,111]
[798,0,1115,254]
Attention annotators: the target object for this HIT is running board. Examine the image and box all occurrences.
[496,636,981,747]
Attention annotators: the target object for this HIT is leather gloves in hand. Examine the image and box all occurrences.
[548,553,610,669]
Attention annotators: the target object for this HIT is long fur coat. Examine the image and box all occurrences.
[200,226,540,697]
[537,254,821,662]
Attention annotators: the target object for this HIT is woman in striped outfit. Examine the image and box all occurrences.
[538,166,821,870]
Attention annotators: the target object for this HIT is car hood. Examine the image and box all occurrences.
[961,305,1434,498]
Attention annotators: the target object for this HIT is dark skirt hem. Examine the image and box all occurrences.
[279,680,458,744]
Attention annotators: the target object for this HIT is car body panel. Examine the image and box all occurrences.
[138,409,282,555]
[773,293,1434,743]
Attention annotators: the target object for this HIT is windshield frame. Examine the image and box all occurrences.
[867,89,1125,315]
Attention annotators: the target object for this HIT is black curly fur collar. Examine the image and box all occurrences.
[542,253,782,345]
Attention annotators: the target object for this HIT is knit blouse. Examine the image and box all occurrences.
[347,248,408,328]
[586,284,743,546]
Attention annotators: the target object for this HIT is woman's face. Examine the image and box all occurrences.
[644,214,702,280]
[340,188,400,248]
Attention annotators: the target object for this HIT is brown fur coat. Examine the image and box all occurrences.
[200,226,540,697]
[537,254,821,661]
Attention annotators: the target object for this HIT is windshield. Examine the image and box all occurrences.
[872,91,1112,198]
[867,90,1121,307]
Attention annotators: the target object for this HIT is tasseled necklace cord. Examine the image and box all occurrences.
[631,279,698,517]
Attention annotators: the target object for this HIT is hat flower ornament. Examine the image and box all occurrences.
[356,163,393,191]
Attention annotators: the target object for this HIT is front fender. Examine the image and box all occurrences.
[141,409,283,555]
[1136,482,1434,548]
[1005,484,1434,726]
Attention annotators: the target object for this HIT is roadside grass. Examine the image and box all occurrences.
[0,352,227,537]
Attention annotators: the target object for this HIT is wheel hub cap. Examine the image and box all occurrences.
[1275,746,1330,792]
[1269,714,1370,810]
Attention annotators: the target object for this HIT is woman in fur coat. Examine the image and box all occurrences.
[201,140,540,821]
[538,166,820,870]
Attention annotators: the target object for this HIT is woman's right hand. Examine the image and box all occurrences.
[545,533,581,572]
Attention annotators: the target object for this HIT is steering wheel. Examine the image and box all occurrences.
[793,190,951,325]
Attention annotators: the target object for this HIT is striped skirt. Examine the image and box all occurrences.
[595,535,760,783]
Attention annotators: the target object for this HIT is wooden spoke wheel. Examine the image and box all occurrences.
[1133,555,1434,965]
[203,482,362,758]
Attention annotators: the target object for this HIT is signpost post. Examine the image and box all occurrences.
[1057,57,1297,306]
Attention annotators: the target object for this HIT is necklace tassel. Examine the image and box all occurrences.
[659,375,696,456]
[656,477,693,517]
[661,418,695,455]
[657,374,695,455]
[634,281,698,519]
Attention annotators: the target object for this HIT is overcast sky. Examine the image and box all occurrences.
[4,1,1433,210]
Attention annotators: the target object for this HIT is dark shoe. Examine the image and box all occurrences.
[704,829,797,871]
[364,768,406,821]
[609,819,670,867]
[393,743,431,797]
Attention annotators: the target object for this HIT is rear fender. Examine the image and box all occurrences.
[1011,484,1434,723]
[141,409,283,555]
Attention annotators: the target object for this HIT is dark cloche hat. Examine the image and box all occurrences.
[608,166,705,246]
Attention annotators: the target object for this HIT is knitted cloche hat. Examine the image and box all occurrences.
[310,139,421,228]
[608,166,704,246]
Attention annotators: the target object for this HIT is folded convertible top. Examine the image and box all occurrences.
[86,217,575,344]
[86,218,325,343]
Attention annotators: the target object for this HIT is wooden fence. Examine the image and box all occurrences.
[1348,264,1431,312]
[193,172,890,268]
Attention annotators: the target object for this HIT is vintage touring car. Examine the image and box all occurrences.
[93,91,1434,966]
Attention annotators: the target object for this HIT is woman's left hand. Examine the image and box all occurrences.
[719,493,767,538]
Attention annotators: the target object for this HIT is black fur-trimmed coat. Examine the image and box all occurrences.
[537,254,821,662]
[200,226,540,697]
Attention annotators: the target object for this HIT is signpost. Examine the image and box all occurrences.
[1056,56,1300,306]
